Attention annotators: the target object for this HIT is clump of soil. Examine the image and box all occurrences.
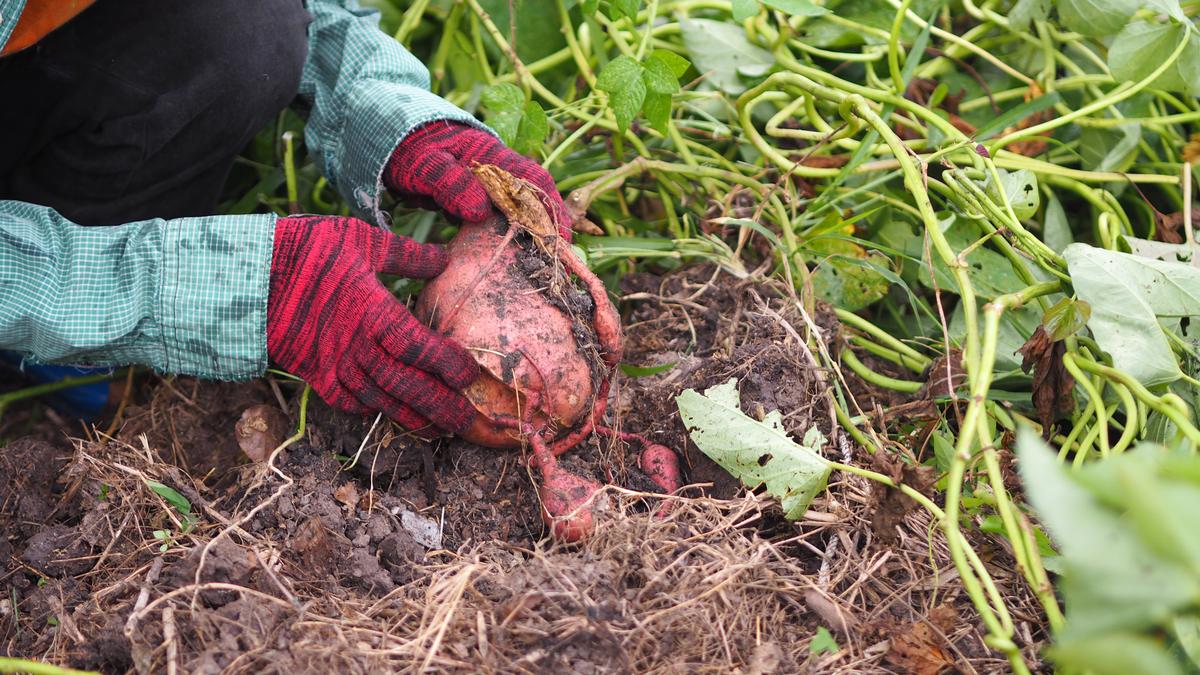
[0,263,1048,673]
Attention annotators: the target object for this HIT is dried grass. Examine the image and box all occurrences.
[6,430,1046,674]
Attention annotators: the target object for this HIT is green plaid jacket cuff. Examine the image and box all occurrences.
[0,202,275,380]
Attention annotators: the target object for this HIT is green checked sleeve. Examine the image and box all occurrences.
[0,202,276,380]
[299,0,491,224]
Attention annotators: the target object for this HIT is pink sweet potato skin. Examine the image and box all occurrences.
[415,216,597,447]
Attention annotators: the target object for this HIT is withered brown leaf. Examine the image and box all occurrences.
[1017,325,1075,432]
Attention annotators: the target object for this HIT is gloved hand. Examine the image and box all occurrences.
[267,215,479,435]
[385,121,572,240]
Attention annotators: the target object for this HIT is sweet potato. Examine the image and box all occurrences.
[415,166,677,540]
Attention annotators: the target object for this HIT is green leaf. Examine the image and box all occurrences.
[809,626,840,655]
[642,91,672,134]
[610,76,647,130]
[596,55,643,93]
[1017,431,1200,640]
[609,0,639,20]
[1054,0,1138,37]
[1042,192,1073,254]
[1049,633,1185,675]
[761,0,829,15]
[679,18,775,95]
[479,0,568,63]
[925,216,1027,300]
[513,99,549,155]
[582,0,600,13]
[986,169,1040,220]
[480,83,527,147]
[619,361,677,376]
[808,238,891,311]
[1108,22,1200,95]
[650,49,692,78]
[1064,243,1200,386]
[642,54,681,94]
[1043,297,1090,341]
[146,480,192,517]
[677,378,830,519]
[732,0,759,21]
[1082,124,1142,173]
[1009,0,1048,31]
[975,92,1062,141]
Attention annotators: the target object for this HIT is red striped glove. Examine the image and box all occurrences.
[385,121,572,240]
[267,216,479,435]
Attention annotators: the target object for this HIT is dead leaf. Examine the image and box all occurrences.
[745,642,784,675]
[1183,132,1200,165]
[472,163,558,243]
[918,349,966,399]
[1153,208,1200,245]
[794,154,850,169]
[1017,325,1075,431]
[802,588,859,635]
[333,482,359,509]
[234,404,289,463]
[290,515,334,572]
[884,616,955,675]
[869,452,938,543]
[1003,84,1054,157]
[895,79,973,140]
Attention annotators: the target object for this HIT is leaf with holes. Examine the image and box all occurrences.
[677,378,830,519]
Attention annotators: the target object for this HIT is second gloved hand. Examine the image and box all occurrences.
[384,121,573,240]
[267,215,479,435]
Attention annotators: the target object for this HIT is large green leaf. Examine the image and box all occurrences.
[1017,432,1200,641]
[1064,243,1200,386]
[677,379,830,519]
[1108,22,1200,96]
[1054,0,1138,37]
[679,18,775,94]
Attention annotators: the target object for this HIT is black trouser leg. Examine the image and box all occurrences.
[0,0,312,226]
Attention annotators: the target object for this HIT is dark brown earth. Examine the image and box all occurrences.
[0,264,1046,673]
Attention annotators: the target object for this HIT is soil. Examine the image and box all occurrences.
[0,264,1047,673]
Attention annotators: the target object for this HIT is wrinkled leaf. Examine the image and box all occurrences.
[610,77,647,130]
[650,48,692,78]
[514,99,548,155]
[642,54,681,93]
[596,55,643,92]
[642,91,672,134]
[679,18,774,94]
[1017,325,1076,428]
[677,378,830,519]
[1064,243,1200,386]
[480,83,527,147]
